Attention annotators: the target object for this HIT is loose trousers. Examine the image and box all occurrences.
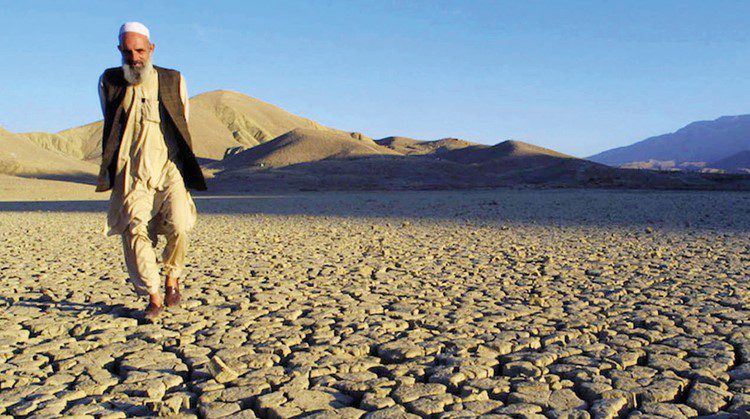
[120,179,193,296]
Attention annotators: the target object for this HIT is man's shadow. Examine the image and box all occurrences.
[1,295,138,320]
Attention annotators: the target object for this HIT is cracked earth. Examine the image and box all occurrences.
[1,190,749,418]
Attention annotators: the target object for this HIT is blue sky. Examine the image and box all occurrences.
[2,1,749,157]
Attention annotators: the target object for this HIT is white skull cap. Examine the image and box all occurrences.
[119,22,150,40]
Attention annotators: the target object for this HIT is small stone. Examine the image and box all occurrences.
[256,391,288,416]
[208,356,239,384]
[637,402,698,418]
[220,384,269,407]
[199,401,242,418]
[686,382,733,415]
[590,396,628,419]
[503,361,542,378]
[363,404,421,418]
[360,393,396,411]
[391,383,447,404]
[462,399,504,414]
[286,388,354,411]
[146,381,166,400]
[378,341,425,363]
[508,389,551,407]
[406,393,454,416]
[578,381,613,402]
[548,388,587,411]
[494,402,544,415]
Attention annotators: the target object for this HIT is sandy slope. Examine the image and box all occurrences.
[376,137,480,155]
[188,90,363,160]
[218,128,400,170]
[211,136,750,191]
[442,140,571,164]
[0,127,97,180]
[190,90,335,145]
[17,90,350,162]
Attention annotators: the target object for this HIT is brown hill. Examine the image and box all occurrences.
[212,155,493,192]
[57,122,105,162]
[443,140,569,164]
[17,132,86,161]
[437,140,602,184]
[374,136,422,152]
[210,139,750,191]
[18,120,105,163]
[218,128,400,170]
[19,90,348,162]
[0,126,97,182]
[188,90,346,159]
[6,91,750,194]
[376,136,480,155]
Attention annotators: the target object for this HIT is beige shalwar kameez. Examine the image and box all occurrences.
[100,67,197,296]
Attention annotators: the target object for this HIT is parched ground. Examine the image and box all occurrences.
[0,189,749,418]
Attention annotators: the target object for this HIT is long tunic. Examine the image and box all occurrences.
[99,67,197,236]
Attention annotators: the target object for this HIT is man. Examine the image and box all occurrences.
[97,22,207,321]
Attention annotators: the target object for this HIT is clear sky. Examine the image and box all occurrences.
[2,0,749,157]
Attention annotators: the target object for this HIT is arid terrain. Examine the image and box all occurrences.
[5,90,750,196]
[1,189,749,418]
[1,89,749,418]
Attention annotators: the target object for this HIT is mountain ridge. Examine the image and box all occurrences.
[217,128,399,170]
[710,150,750,173]
[4,92,750,192]
[15,90,351,162]
[588,114,750,168]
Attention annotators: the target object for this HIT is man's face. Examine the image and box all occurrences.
[118,32,154,68]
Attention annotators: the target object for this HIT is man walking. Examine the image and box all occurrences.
[97,22,207,320]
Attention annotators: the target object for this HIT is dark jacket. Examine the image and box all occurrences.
[97,65,207,192]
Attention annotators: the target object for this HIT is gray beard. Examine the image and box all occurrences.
[122,59,154,85]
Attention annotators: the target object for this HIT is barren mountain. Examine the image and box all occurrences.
[5,91,750,195]
[438,140,605,184]
[0,126,97,181]
[211,134,750,192]
[188,90,347,159]
[376,137,480,155]
[709,150,750,173]
[218,128,399,170]
[443,140,568,164]
[19,90,347,162]
[373,136,422,153]
[589,114,750,167]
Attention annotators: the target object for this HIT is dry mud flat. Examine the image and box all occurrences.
[0,189,749,418]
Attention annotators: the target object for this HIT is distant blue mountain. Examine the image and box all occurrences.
[588,115,750,167]
[710,150,750,173]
